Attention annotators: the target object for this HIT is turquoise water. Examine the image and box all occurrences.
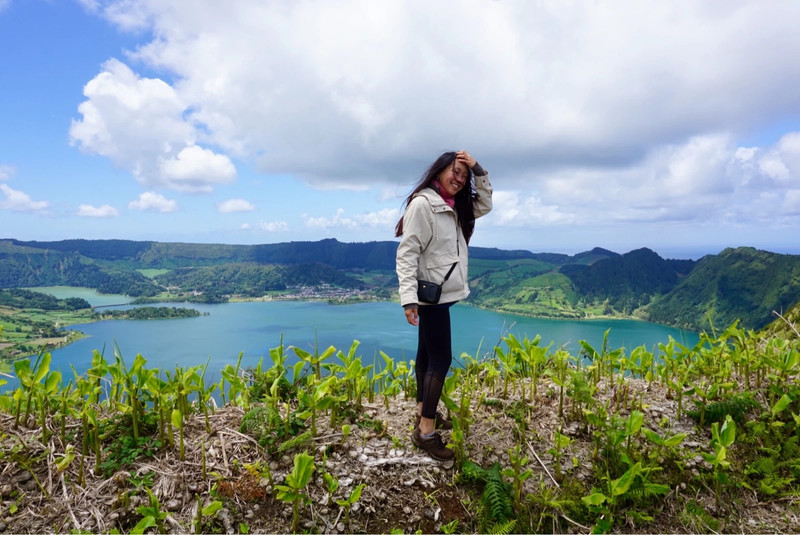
[29,299,698,388]
[25,286,134,307]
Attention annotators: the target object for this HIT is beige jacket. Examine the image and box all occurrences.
[396,173,493,307]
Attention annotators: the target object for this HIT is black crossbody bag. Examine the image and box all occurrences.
[417,263,458,304]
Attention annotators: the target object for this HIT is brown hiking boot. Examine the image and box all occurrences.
[411,427,454,461]
[415,411,453,430]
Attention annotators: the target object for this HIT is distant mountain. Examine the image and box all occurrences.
[569,247,621,266]
[469,246,537,260]
[559,248,695,314]
[2,238,799,332]
[0,242,161,296]
[645,247,800,331]
[156,262,365,297]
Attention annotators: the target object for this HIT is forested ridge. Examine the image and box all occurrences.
[1,238,799,332]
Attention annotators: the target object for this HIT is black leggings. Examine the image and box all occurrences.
[415,302,454,420]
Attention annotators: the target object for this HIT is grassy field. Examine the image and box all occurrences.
[0,305,95,359]
[136,268,172,278]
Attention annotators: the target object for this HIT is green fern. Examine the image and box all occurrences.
[759,475,795,496]
[240,405,281,438]
[482,464,514,524]
[488,519,517,534]
[457,461,515,528]
[459,460,488,483]
[687,392,760,426]
[747,455,796,496]
[278,430,313,453]
[783,435,800,458]
[747,456,777,476]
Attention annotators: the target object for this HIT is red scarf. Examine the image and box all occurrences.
[433,181,455,208]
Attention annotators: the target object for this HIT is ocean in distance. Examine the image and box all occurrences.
[30,287,700,388]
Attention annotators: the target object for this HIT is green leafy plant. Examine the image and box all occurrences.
[547,430,572,483]
[131,489,169,534]
[195,497,224,534]
[702,415,736,509]
[335,483,365,530]
[274,451,316,533]
[582,461,669,533]
[503,443,533,508]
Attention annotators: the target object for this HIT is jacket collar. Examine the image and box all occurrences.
[415,187,453,212]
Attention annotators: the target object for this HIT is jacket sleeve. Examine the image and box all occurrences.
[473,172,493,219]
[396,196,433,307]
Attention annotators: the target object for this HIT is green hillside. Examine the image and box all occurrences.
[645,247,800,331]
[467,257,584,318]
[155,262,365,297]
[560,248,695,314]
[0,243,160,296]
[761,300,800,338]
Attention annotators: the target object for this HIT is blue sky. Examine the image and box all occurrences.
[1,0,799,259]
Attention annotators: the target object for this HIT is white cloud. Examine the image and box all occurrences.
[73,1,800,248]
[0,184,49,212]
[303,208,399,230]
[0,165,13,181]
[159,145,236,193]
[480,131,800,232]
[242,220,289,232]
[128,191,178,213]
[82,1,800,187]
[77,204,119,217]
[218,198,255,213]
[70,59,235,192]
[489,191,574,227]
[0,0,10,14]
[782,190,800,216]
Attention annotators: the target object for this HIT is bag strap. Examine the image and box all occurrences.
[442,262,458,283]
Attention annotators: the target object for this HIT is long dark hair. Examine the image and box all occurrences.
[394,151,478,244]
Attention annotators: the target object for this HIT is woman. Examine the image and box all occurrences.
[395,150,493,460]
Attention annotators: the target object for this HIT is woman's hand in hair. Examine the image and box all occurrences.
[456,150,477,169]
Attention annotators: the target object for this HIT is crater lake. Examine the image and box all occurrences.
[21,290,700,388]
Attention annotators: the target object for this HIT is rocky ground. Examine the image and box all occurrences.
[1,377,799,534]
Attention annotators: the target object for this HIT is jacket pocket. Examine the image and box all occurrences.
[424,252,458,282]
